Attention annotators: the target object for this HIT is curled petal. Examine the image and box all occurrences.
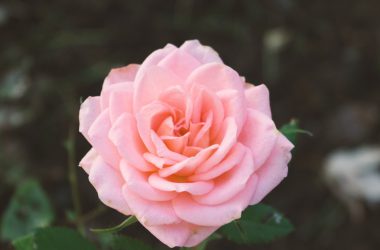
[149,173,214,195]
[88,156,130,215]
[173,175,258,226]
[109,113,155,172]
[245,84,272,117]
[120,160,177,201]
[193,149,254,205]
[196,117,237,173]
[250,134,293,204]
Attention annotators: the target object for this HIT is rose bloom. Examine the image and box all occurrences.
[79,40,293,248]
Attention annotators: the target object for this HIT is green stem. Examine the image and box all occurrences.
[67,123,84,233]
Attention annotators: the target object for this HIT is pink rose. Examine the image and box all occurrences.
[79,40,293,248]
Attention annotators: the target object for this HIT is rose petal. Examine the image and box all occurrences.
[122,184,181,226]
[134,65,182,113]
[103,64,139,88]
[145,222,218,248]
[173,174,258,226]
[87,109,120,168]
[109,113,155,172]
[239,109,278,167]
[245,84,272,117]
[79,96,101,141]
[195,117,237,173]
[180,40,223,64]
[88,156,130,215]
[189,143,246,181]
[120,160,177,201]
[79,148,98,174]
[193,148,254,205]
[250,134,293,204]
[149,173,214,195]
[186,63,244,93]
[158,49,201,80]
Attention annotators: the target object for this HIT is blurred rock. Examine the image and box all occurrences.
[324,146,380,221]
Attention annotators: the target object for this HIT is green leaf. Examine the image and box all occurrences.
[12,234,35,250]
[91,216,137,234]
[34,227,97,250]
[220,204,294,244]
[108,235,153,250]
[1,179,54,240]
[280,119,312,144]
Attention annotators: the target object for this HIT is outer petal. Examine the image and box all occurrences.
[180,40,223,64]
[88,156,130,215]
[109,113,155,172]
[186,63,244,93]
[87,109,120,168]
[250,133,293,204]
[122,185,181,226]
[145,222,218,248]
[79,96,101,141]
[238,109,277,168]
[79,148,98,174]
[120,160,177,201]
[158,49,201,80]
[245,84,272,117]
[133,65,182,113]
[103,64,139,88]
[173,174,258,226]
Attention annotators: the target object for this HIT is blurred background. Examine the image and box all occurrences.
[1,0,380,249]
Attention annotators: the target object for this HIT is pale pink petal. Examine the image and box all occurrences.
[193,149,254,205]
[120,160,177,201]
[87,109,120,168]
[109,113,155,172]
[173,175,258,226]
[158,144,218,177]
[149,173,214,195]
[151,131,188,162]
[189,143,246,181]
[133,66,182,113]
[217,89,247,135]
[145,222,218,248]
[109,84,134,122]
[79,148,98,174]
[122,184,181,226]
[238,109,278,167]
[103,64,139,88]
[180,40,223,64]
[79,96,101,141]
[186,63,244,93]
[195,117,237,173]
[88,156,130,215]
[135,44,176,81]
[143,153,176,169]
[245,84,272,117]
[250,134,293,204]
[136,102,174,153]
[158,49,201,80]
[158,86,187,114]
[161,133,189,153]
